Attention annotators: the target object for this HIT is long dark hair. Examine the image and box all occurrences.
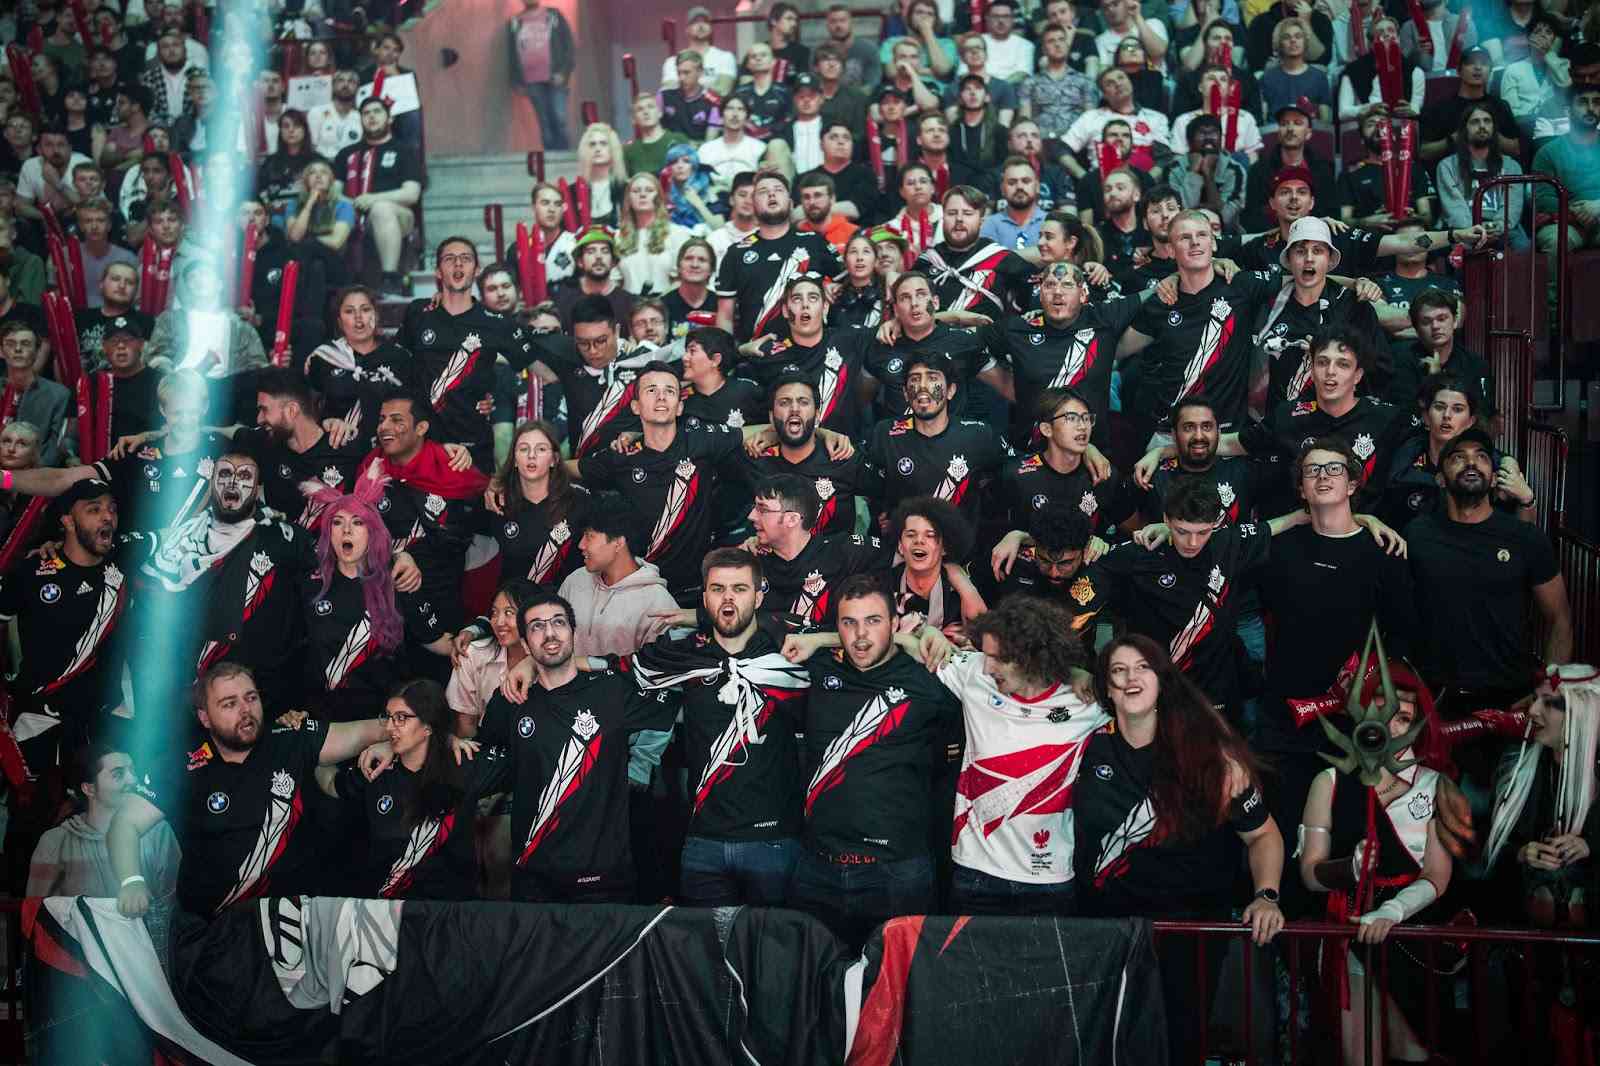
[389,679,461,825]
[496,420,575,525]
[1094,634,1266,843]
[1453,102,1504,205]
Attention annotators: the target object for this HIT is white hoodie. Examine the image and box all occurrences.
[558,560,679,658]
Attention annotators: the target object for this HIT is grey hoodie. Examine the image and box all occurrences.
[27,812,181,900]
[558,559,679,658]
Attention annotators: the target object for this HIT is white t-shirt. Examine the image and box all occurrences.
[17,152,92,206]
[707,222,757,268]
[1095,20,1169,71]
[308,102,363,160]
[698,134,767,186]
[937,651,1110,885]
[659,45,739,90]
[1063,107,1170,154]
[981,33,1036,82]
[619,224,692,296]
[1169,108,1263,158]
[790,117,824,174]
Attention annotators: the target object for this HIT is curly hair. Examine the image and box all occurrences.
[889,495,974,563]
[968,597,1087,686]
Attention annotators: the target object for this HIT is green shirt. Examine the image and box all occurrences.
[1532,134,1600,215]
[624,132,691,180]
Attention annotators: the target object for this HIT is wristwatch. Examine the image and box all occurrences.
[1253,887,1281,904]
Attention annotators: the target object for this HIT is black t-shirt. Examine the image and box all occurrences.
[771,43,811,84]
[1101,220,1152,288]
[155,724,327,915]
[481,485,593,588]
[1235,227,1386,278]
[662,287,719,340]
[1000,452,1139,535]
[1254,524,1418,753]
[983,297,1145,448]
[682,375,766,431]
[1406,510,1559,690]
[302,570,403,722]
[712,228,842,342]
[0,550,131,722]
[742,326,878,438]
[337,746,512,900]
[232,426,367,528]
[75,308,155,372]
[374,474,480,638]
[399,300,534,469]
[861,415,1011,531]
[477,668,676,898]
[1142,454,1263,527]
[528,335,665,456]
[866,323,1000,422]
[1420,93,1521,150]
[96,365,162,444]
[913,241,1036,318]
[1078,523,1271,708]
[734,81,793,142]
[1128,269,1280,431]
[92,432,231,533]
[628,627,806,841]
[742,444,878,538]
[577,425,744,595]
[1336,159,1435,223]
[304,341,421,454]
[757,529,894,624]
[798,163,881,221]
[798,646,961,860]
[1238,396,1406,516]
[1074,729,1268,917]
[1254,283,1390,407]
[659,87,723,141]
[332,137,423,195]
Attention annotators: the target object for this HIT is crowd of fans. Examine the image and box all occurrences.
[0,0,1594,1061]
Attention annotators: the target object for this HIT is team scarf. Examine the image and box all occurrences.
[629,639,810,813]
[137,237,175,314]
[897,207,936,254]
[361,440,489,499]
[918,241,1012,314]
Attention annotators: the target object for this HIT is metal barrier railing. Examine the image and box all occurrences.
[1524,420,1569,535]
[661,8,892,56]
[1555,527,1600,664]
[1151,918,1600,1066]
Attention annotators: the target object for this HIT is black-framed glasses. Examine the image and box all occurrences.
[378,711,417,726]
[1051,411,1094,426]
[1301,462,1350,479]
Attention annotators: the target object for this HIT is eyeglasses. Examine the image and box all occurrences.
[1300,462,1350,479]
[751,504,797,517]
[1051,411,1094,425]
[378,711,416,726]
[524,616,571,635]
[574,335,613,350]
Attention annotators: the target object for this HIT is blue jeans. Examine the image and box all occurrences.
[524,82,570,150]
[788,850,934,943]
[1235,610,1266,741]
[679,835,799,906]
[948,864,1077,917]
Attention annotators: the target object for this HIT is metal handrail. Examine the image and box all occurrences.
[661,7,892,56]
[1152,918,1600,945]
[1474,172,1568,412]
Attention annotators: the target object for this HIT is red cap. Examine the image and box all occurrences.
[1270,165,1315,193]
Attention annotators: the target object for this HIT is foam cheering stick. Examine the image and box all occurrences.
[86,369,112,463]
[138,236,169,313]
[575,179,591,229]
[42,290,84,393]
[866,116,885,189]
[168,152,192,213]
[67,0,92,44]
[1446,8,1472,70]
[970,0,987,29]
[1406,0,1433,57]
[557,177,578,231]
[270,261,299,368]
[5,46,40,119]
[26,25,42,55]
[1393,119,1415,219]
[514,223,538,305]
[1376,37,1403,108]
[1376,116,1398,217]
[1097,139,1122,177]
[372,66,387,104]
[237,223,258,309]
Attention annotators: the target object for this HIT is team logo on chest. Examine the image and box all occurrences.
[572,709,600,740]
[314,599,332,616]
[278,463,293,479]
[321,466,343,487]
[1158,573,1176,588]
[517,716,535,738]
[503,521,520,538]
[1351,433,1375,460]
[1207,565,1224,594]
[207,790,230,813]
[897,457,915,475]
[423,493,446,518]
[420,329,437,346]
[1079,491,1097,516]
[39,583,60,603]
[1407,791,1432,821]
[250,551,272,577]
[376,794,394,815]
[814,478,835,501]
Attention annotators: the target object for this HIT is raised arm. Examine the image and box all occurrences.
[110,791,168,916]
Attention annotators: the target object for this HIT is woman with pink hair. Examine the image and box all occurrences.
[299,469,408,721]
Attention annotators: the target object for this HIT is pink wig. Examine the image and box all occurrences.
[305,467,405,654]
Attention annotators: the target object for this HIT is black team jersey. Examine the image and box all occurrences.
[1237,395,1406,516]
[999,452,1140,535]
[1235,226,1385,276]
[713,228,841,342]
[866,323,998,422]
[1127,269,1281,432]
[913,241,1036,318]
[478,668,677,900]
[758,531,894,625]
[152,723,328,915]
[741,327,878,437]
[1253,282,1388,406]
[1073,728,1268,916]
[741,445,880,537]
[335,746,512,900]
[798,646,962,861]
[302,570,403,722]
[304,341,419,453]
[1141,454,1265,526]
[577,425,745,597]
[92,433,231,533]
[0,548,132,725]
[399,300,535,470]
[479,486,593,589]
[1074,522,1271,709]
[682,376,766,431]
[861,416,1011,529]
[1253,523,1418,754]
[232,426,367,529]
[981,296,1145,448]
[375,474,480,638]
[627,628,811,841]
[528,335,666,457]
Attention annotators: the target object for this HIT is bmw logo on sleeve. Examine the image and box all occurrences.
[207,791,230,814]
[517,716,535,738]
[897,457,915,475]
[376,794,394,814]
[39,583,61,604]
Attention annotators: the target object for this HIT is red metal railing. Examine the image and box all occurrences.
[483,203,505,264]
[661,7,892,55]
[1151,919,1600,1066]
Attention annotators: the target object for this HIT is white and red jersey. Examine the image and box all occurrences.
[938,652,1110,885]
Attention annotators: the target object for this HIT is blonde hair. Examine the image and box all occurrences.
[577,123,629,184]
[616,172,671,256]
[1271,15,1308,53]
